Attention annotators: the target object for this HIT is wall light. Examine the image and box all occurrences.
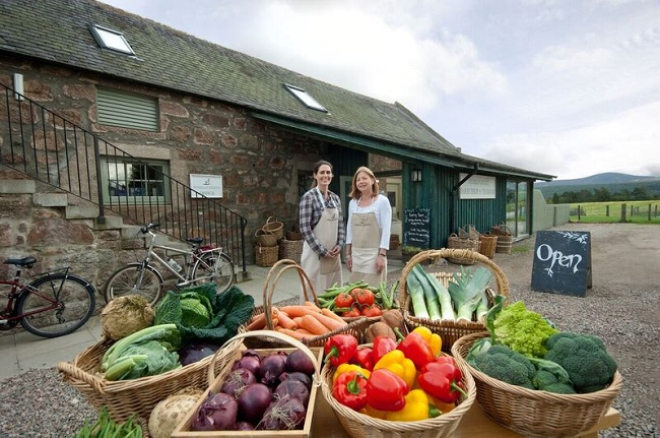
[13,73,24,101]
[411,169,423,182]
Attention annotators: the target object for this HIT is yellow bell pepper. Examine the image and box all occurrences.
[359,403,387,419]
[412,326,442,356]
[385,389,441,422]
[332,363,371,383]
[373,349,416,388]
[429,394,456,414]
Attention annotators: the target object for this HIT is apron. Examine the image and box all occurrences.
[349,211,387,285]
[300,191,341,295]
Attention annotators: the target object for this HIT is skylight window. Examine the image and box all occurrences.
[89,24,135,55]
[284,84,327,112]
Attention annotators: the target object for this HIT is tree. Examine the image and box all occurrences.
[593,187,611,202]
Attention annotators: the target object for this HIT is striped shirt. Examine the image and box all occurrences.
[299,187,345,256]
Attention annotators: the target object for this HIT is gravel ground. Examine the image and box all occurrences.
[1,223,658,437]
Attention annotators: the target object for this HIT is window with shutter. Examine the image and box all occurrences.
[97,88,159,131]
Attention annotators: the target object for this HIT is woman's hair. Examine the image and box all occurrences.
[349,166,379,199]
[311,160,333,188]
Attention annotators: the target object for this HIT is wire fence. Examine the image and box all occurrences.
[570,202,660,223]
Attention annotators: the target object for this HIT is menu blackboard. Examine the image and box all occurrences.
[403,208,431,249]
[531,230,592,297]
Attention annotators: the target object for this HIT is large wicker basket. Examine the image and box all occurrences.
[246,259,370,348]
[262,215,284,240]
[399,248,509,352]
[452,332,623,438]
[320,347,477,438]
[56,334,244,423]
[478,232,498,259]
[255,228,278,247]
[279,238,303,264]
[446,234,481,264]
[171,330,323,438]
[255,244,279,266]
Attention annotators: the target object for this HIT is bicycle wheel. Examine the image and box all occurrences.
[104,263,163,306]
[191,252,235,295]
[17,274,96,338]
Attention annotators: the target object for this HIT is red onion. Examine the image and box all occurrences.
[220,368,256,399]
[285,349,315,375]
[237,383,272,424]
[259,352,287,387]
[192,392,237,431]
[258,394,306,430]
[275,379,310,406]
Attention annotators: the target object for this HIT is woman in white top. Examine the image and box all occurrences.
[345,166,392,285]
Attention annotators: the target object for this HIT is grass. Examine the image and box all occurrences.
[569,200,660,224]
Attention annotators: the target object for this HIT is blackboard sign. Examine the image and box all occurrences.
[531,230,592,297]
[403,208,431,249]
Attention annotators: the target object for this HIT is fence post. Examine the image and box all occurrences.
[649,204,652,221]
[578,205,581,221]
[606,205,609,217]
[620,203,626,223]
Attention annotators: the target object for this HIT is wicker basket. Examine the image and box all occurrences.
[56,335,244,423]
[171,330,323,438]
[398,249,509,352]
[246,259,370,348]
[255,244,279,267]
[320,347,477,438]
[279,238,303,264]
[255,228,278,247]
[262,215,284,240]
[446,234,481,264]
[478,232,498,259]
[452,332,623,437]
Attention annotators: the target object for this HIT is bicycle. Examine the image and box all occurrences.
[0,256,96,338]
[104,223,235,305]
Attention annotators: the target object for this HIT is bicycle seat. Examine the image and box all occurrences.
[186,237,204,245]
[3,256,37,268]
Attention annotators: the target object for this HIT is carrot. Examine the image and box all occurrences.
[321,307,346,324]
[304,300,322,311]
[279,305,320,318]
[246,313,266,330]
[292,316,304,327]
[300,314,330,335]
[275,311,298,330]
[294,328,314,336]
[275,326,308,341]
[311,311,347,331]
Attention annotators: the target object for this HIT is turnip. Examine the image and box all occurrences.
[148,388,203,438]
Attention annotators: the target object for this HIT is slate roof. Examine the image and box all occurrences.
[0,0,554,180]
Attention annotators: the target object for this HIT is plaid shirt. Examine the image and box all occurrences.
[299,188,345,256]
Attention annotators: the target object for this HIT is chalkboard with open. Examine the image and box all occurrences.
[403,207,431,249]
[531,230,592,297]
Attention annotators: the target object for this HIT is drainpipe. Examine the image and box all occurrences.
[450,163,478,233]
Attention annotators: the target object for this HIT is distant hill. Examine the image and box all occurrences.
[535,173,660,200]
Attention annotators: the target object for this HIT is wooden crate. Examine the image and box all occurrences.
[171,331,323,438]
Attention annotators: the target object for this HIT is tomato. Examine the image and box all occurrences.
[343,307,362,318]
[335,292,355,308]
[361,304,383,317]
[351,288,375,306]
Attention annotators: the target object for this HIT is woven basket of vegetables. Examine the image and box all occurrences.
[57,284,255,424]
[245,259,370,348]
[320,342,477,438]
[452,331,622,438]
[398,248,510,352]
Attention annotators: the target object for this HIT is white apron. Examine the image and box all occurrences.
[349,211,386,286]
[300,194,341,295]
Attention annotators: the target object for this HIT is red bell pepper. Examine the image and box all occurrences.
[365,368,409,411]
[396,331,434,370]
[324,334,358,366]
[417,360,467,403]
[332,370,369,411]
[371,335,397,365]
[354,347,375,371]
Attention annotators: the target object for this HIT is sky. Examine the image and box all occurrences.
[99,0,660,181]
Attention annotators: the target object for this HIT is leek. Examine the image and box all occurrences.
[412,265,441,320]
[449,266,492,322]
[420,267,456,321]
[406,266,429,319]
[475,292,490,323]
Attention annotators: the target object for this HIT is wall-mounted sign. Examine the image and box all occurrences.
[190,174,223,198]
[459,174,496,199]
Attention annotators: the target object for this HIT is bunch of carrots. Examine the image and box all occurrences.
[246,300,348,341]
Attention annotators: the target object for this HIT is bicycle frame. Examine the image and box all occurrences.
[0,269,71,322]
[142,230,222,288]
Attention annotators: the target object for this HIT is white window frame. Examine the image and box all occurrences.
[284,84,328,112]
[89,24,135,55]
[101,157,170,204]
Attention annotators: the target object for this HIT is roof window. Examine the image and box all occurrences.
[284,84,327,112]
[89,24,135,55]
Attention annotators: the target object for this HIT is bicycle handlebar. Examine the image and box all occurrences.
[140,223,160,234]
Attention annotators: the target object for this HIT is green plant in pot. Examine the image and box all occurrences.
[401,245,425,263]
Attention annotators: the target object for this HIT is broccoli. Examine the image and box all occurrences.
[544,332,618,393]
[532,369,576,394]
[471,343,535,389]
[485,296,558,358]
[543,382,577,394]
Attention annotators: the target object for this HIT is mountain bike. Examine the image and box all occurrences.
[104,223,235,305]
[0,256,96,338]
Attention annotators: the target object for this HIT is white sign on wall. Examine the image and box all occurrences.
[459,173,496,199]
[190,174,223,198]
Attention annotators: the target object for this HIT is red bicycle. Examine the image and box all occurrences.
[0,256,96,338]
